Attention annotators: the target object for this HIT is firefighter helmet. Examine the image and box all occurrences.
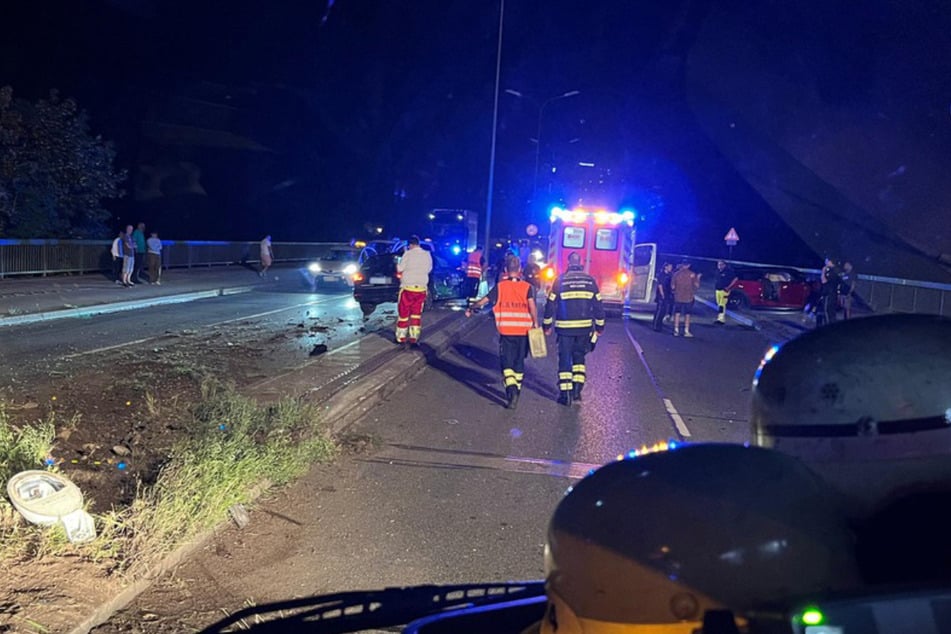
[540,443,860,634]
[750,314,951,517]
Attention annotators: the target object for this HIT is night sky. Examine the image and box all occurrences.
[2,1,949,278]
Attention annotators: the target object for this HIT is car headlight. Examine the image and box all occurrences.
[308,262,321,274]
[343,263,358,276]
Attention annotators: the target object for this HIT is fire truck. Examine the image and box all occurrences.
[542,206,657,309]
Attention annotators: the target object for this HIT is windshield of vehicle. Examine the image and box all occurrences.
[323,249,359,262]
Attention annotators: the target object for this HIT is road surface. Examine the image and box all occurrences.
[91,301,780,632]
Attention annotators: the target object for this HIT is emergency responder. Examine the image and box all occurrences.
[529,443,862,634]
[465,254,538,409]
[750,314,951,585]
[652,261,673,331]
[395,235,433,346]
[464,245,485,307]
[713,259,738,325]
[543,251,605,406]
[817,256,839,326]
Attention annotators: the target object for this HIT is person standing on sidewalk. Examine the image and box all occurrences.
[839,260,856,319]
[395,235,433,347]
[132,222,147,283]
[671,261,701,337]
[466,255,538,409]
[259,235,274,277]
[652,262,673,331]
[713,259,739,325]
[818,257,840,327]
[146,231,163,285]
[543,251,605,406]
[110,229,124,284]
[121,225,136,287]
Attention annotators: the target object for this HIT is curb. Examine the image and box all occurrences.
[694,296,758,328]
[0,286,257,328]
[67,309,480,634]
[322,311,479,436]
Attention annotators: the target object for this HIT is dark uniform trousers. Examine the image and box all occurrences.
[557,332,590,396]
[499,334,529,391]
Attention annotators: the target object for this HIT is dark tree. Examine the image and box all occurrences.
[0,86,126,238]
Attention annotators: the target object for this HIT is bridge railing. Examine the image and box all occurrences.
[0,239,343,279]
[659,253,951,318]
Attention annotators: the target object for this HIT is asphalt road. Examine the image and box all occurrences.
[92,300,780,632]
[0,280,375,388]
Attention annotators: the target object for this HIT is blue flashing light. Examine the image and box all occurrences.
[451,245,462,255]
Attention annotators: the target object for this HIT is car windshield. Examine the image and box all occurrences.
[323,249,358,261]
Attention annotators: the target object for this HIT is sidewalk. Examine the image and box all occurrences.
[0,264,271,327]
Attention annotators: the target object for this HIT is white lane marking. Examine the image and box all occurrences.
[663,398,692,437]
[63,336,159,360]
[204,294,348,328]
[624,323,693,438]
[62,294,351,359]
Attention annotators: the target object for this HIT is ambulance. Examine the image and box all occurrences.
[542,206,657,309]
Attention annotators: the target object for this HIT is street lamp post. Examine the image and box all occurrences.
[505,88,580,208]
[484,0,505,252]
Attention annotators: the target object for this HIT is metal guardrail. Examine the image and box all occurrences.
[0,239,344,279]
[2,240,947,317]
[660,252,951,318]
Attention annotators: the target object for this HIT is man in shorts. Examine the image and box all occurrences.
[671,261,701,337]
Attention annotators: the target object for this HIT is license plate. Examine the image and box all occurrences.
[369,276,392,284]
[322,275,339,282]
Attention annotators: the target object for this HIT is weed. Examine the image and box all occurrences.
[95,381,335,574]
[0,403,57,560]
[1,382,336,575]
[0,404,55,481]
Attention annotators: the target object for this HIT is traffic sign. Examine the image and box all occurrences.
[526,223,539,237]
[724,227,740,243]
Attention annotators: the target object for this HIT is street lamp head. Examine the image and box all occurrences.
[561,90,581,98]
[505,89,524,98]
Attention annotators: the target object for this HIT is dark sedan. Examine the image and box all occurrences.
[352,242,464,317]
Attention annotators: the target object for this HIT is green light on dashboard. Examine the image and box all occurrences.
[801,607,824,626]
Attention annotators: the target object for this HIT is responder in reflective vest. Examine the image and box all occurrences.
[714,259,738,325]
[464,246,485,307]
[543,251,605,406]
[466,255,538,409]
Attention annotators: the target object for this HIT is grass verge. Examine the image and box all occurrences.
[1,379,336,575]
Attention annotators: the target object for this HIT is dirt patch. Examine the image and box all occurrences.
[0,316,369,633]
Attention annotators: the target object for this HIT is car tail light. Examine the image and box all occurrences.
[542,266,556,281]
[618,271,630,285]
[352,272,364,283]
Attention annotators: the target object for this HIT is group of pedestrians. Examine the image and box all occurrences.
[812,257,856,326]
[652,260,709,337]
[110,222,163,287]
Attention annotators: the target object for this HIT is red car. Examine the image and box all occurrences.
[727,267,818,310]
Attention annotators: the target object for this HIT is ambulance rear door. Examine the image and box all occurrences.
[628,243,657,304]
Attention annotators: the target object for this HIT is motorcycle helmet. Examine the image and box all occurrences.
[540,443,861,634]
[750,314,951,518]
